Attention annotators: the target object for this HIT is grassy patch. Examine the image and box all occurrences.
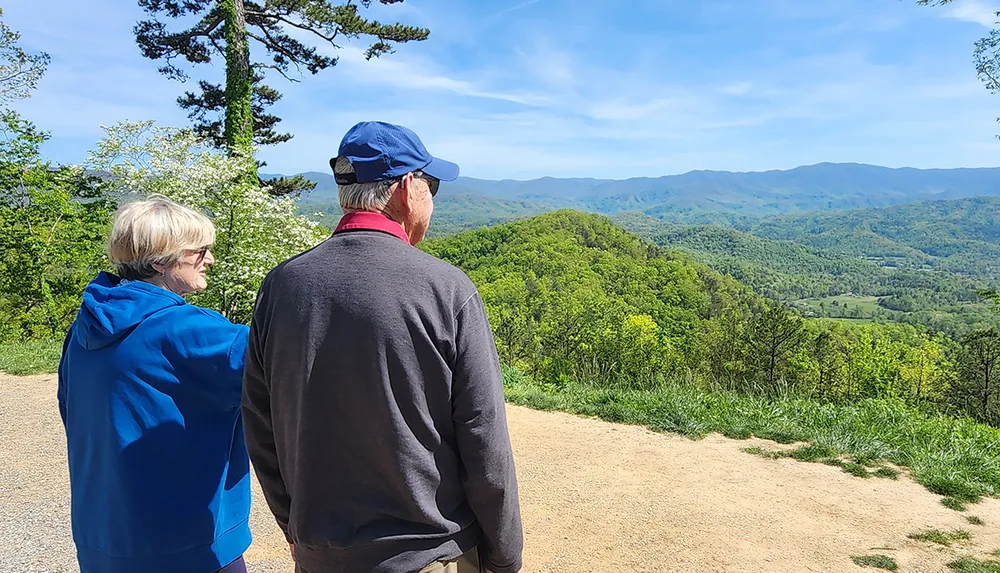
[943,497,969,512]
[851,554,898,571]
[788,443,838,461]
[994,550,1000,558]
[873,467,900,479]
[842,462,872,478]
[0,340,62,375]
[742,446,782,459]
[908,529,972,546]
[743,441,901,480]
[502,369,1000,507]
[947,557,1000,573]
[966,516,985,526]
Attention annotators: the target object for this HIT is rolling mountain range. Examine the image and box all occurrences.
[271,162,1000,221]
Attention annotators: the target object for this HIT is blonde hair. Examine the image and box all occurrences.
[334,156,396,212]
[108,197,215,280]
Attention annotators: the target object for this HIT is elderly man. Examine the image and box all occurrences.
[243,121,524,573]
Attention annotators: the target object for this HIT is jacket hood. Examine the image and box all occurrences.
[73,272,186,350]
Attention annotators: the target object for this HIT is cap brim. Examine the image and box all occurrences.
[421,156,460,182]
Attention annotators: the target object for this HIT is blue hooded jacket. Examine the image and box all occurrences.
[58,272,252,573]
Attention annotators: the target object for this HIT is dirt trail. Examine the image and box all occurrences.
[4,373,1000,573]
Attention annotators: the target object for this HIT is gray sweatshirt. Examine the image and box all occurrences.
[242,228,523,573]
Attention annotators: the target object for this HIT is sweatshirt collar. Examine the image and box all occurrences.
[333,211,410,244]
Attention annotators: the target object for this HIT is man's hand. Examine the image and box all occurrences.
[289,543,295,562]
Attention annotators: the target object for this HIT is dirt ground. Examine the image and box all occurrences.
[4,373,1000,573]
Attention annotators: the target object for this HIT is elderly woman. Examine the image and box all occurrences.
[57,197,252,573]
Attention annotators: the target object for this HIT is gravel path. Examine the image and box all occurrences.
[4,373,1000,572]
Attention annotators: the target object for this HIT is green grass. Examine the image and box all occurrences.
[873,467,900,480]
[966,516,985,526]
[0,340,62,375]
[948,557,1000,572]
[842,462,872,478]
[908,529,972,546]
[851,554,898,571]
[994,550,1000,558]
[944,497,969,512]
[502,368,1000,505]
[799,294,882,318]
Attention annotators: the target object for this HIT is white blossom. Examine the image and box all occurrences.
[88,121,327,323]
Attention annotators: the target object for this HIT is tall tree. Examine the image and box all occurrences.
[955,328,1000,425]
[0,111,115,340]
[750,300,804,388]
[0,8,50,103]
[134,0,429,191]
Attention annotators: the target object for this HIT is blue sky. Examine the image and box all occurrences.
[4,0,1000,179]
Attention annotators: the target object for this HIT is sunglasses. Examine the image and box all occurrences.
[415,172,440,197]
[185,246,210,261]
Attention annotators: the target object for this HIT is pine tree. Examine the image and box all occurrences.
[134,0,429,192]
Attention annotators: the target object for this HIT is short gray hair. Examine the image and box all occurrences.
[108,197,215,281]
[334,156,395,212]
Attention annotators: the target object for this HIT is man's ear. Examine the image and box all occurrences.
[393,173,416,216]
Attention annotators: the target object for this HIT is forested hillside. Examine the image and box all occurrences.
[615,210,997,337]
[740,196,1000,279]
[300,192,548,237]
[421,211,1000,425]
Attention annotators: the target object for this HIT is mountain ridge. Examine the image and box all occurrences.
[268,162,1000,219]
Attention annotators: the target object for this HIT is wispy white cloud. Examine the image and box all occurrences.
[721,82,753,96]
[942,0,999,27]
[492,0,544,18]
[8,0,1000,179]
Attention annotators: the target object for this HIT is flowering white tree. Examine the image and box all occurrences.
[88,121,326,323]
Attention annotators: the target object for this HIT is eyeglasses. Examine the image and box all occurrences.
[415,172,440,197]
[184,246,210,261]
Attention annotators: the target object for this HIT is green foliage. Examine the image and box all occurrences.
[0,111,115,340]
[967,516,986,526]
[0,8,50,103]
[943,497,968,511]
[88,121,326,324]
[908,529,972,546]
[300,193,549,237]
[424,211,718,387]
[851,554,898,571]
[947,557,1000,573]
[0,340,62,375]
[742,197,1000,282]
[617,206,1000,340]
[134,0,429,163]
[953,329,1000,426]
[220,0,253,162]
[501,369,1000,502]
[426,212,962,408]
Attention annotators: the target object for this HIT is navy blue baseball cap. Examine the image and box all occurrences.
[331,121,460,185]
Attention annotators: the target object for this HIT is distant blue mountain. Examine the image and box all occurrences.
[263,162,1000,220]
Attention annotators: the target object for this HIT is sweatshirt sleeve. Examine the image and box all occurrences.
[451,292,524,573]
[57,330,72,427]
[242,300,293,542]
[170,307,249,411]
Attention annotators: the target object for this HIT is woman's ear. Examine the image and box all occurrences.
[150,263,166,276]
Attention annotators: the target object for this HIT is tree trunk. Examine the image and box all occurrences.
[221,0,256,181]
